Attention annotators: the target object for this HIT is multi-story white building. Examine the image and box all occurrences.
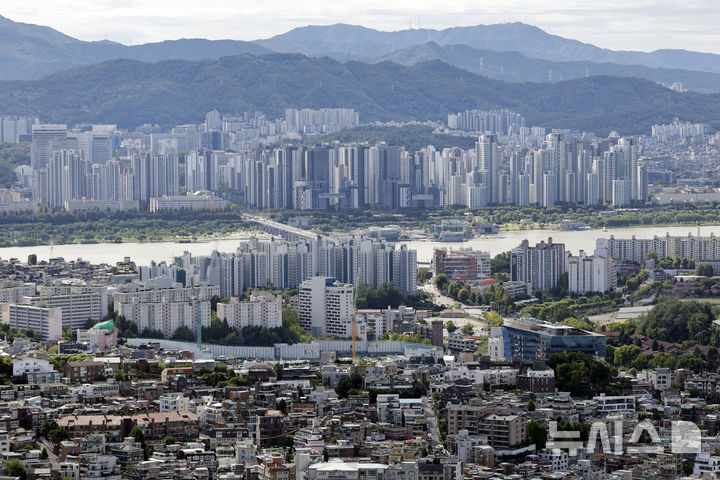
[117,298,211,339]
[159,393,190,412]
[694,453,720,477]
[112,286,220,306]
[488,335,505,362]
[566,249,615,294]
[0,282,36,303]
[64,199,140,213]
[149,194,228,212]
[12,356,60,383]
[216,292,282,330]
[298,277,353,338]
[0,304,63,340]
[599,232,720,264]
[538,448,568,470]
[593,394,636,413]
[25,286,108,332]
[391,244,418,297]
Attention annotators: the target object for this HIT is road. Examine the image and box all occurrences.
[422,396,448,456]
[419,283,488,336]
[40,438,59,469]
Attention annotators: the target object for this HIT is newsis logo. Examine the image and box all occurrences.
[547,420,701,455]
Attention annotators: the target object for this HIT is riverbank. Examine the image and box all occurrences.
[2,223,719,266]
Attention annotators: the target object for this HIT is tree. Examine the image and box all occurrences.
[335,376,353,399]
[457,287,470,303]
[527,400,536,412]
[491,251,511,274]
[40,448,48,459]
[635,297,715,345]
[434,274,449,292]
[445,321,457,333]
[130,425,146,445]
[48,427,69,445]
[350,373,363,390]
[39,420,58,437]
[527,420,547,449]
[485,311,504,327]
[561,317,594,332]
[547,352,617,397]
[418,268,432,284]
[614,344,642,367]
[62,327,73,341]
[274,363,284,381]
[697,264,714,277]
[462,323,474,335]
[171,326,195,342]
[356,282,405,309]
[549,304,574,323]
[632,352,653,370]
[27,254,37,265]
[3,459,26,480]
[164,435,176,445]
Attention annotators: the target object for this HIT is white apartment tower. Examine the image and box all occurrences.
[298,277,353,338]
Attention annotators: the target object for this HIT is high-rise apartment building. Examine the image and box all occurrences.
[566,249,615,294]
[511,238,566,291]
[298,277,353,338]
[31,124,67,170]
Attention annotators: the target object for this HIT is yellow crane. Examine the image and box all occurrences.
[352,268,359,363]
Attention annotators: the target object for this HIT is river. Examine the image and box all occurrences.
[0,225,717,266]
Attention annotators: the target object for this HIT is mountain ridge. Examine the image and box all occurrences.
[255,22,720,72]
[0,14,273,80]
[0,53,719,136]
[3,13,720,91]
[374,41,720,92]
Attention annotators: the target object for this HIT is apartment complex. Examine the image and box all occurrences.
[216,292,283,330]
[0,304,62,340]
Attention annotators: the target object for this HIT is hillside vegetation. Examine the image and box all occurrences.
[1,55,719,135]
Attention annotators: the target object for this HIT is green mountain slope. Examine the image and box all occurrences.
[0,54,718,135]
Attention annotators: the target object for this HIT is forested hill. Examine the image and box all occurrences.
[1,54,719,135]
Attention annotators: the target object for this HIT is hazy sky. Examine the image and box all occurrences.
[3,0,720,53]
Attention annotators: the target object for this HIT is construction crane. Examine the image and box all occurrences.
[351,279,358,363]
[351,267,360,363]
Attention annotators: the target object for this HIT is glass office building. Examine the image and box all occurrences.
[501,319,606,361]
